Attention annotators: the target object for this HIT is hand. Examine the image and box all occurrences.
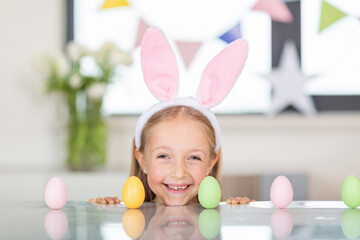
[89,196,121,204]
[226,196,255,205]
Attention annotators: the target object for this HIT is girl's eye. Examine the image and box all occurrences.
[157,154,169,159]
[189,156,201,161]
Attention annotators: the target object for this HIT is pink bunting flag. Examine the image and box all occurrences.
[175,41,202,69]
[252,0,293,23]
[134,18,151,48]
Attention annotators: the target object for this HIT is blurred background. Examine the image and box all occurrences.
[1,0,360,202]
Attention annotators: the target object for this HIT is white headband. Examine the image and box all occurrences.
[135,28,248,151]
[135,97,222,151]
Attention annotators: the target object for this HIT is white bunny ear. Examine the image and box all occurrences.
[197,39,248,108]
[140,27,179,102]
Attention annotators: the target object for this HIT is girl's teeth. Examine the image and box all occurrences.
[167,185,188,190]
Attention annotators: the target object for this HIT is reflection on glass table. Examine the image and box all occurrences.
[0,201,359,239]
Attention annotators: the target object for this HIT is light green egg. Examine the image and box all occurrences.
[198,176,221,209]
[342,209,360,240]
[341,175,360,209]
[198,209,221,239]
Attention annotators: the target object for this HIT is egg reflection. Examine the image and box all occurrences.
[44,210,68,240]
[341,209,360,240]
[270,209,293,239]
[122,209,145,239]
[198,209,221,239]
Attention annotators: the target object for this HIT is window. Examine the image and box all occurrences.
[67,0,360,115]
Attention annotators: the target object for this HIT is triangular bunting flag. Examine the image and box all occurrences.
[219,23,242,44]
[176,41,202,69]
[252,0,293,23]
[134,18,151,48]
[319,0,347,32]
[101,0,129,9]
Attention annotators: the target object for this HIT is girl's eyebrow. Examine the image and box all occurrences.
[150,146,206,154]
[150,145,173,152]
[187,149,206,154]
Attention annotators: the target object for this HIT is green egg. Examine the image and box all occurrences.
[198,176,221,209]
[341,175,360,209]
[342,209,360,240]
[198,209,221,239]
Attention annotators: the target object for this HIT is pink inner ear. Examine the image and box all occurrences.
[141,28,179,102]
[198,39,248,108]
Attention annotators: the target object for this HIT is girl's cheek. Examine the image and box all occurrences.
[147,165,168,184]
[189,167,208,186]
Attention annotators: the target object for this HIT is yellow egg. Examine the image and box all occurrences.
[122,209,145,239]
[122,176,145,209]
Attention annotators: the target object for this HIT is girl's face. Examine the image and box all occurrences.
[135,115,219,206]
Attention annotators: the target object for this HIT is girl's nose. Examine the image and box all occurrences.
[171,160,188,179]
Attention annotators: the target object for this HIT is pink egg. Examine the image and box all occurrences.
[44,177,67,209]
[44,210,68,240]
[270,176,293,209]
[270,209,293,239]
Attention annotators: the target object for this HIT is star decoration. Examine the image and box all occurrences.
[267,41,317,116]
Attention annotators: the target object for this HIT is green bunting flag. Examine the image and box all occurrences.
[319,0,347,32]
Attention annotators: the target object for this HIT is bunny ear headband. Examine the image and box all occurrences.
[135,28,248,151]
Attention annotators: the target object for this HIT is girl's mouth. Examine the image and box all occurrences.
[163,217,191,228]
[163,184,191,193]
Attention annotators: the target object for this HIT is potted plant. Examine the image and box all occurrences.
[39,41,132,171]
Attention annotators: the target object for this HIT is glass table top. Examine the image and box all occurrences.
[0,201,358,239]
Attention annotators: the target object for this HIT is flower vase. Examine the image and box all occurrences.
[66,91,106,171]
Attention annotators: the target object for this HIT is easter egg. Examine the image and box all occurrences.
[122,209,145,239]
[198,176,221,209]
[44,177,67,209]
[44,210,68,240]
[270,209,293,239]
[122,176,145,209]
[341,175,360,209]
[270,176,293,209]
[341,209,360,240]
[198,209,221,239]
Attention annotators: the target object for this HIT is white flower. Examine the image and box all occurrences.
[93,42,132,66]
[69,73,82,89]
[66,41,89,62]
[53,52,70,77]
[101,42,117,52]
[86,83,107,100]
[93,42,115,63]
[109,50,132,66]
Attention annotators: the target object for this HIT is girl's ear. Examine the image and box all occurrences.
[141,27,179,102]
[135,148,144,167]
[207,151,220,175]
[197,39,248,108]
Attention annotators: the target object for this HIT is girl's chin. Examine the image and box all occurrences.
[159,196,199,206]
[164,200,188,206]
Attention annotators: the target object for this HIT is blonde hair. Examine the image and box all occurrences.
[130,105,222,202]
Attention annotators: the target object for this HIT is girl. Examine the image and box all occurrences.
[130,27,248,206]
[93,28,248,206]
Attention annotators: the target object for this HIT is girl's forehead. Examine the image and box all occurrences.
[152,114,206,133]
[146,116,211,150]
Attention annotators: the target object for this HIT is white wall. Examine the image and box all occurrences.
[0,0,67,171]
[1,0,360,201]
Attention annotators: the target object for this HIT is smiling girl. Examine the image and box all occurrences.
[128,28,248,206]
